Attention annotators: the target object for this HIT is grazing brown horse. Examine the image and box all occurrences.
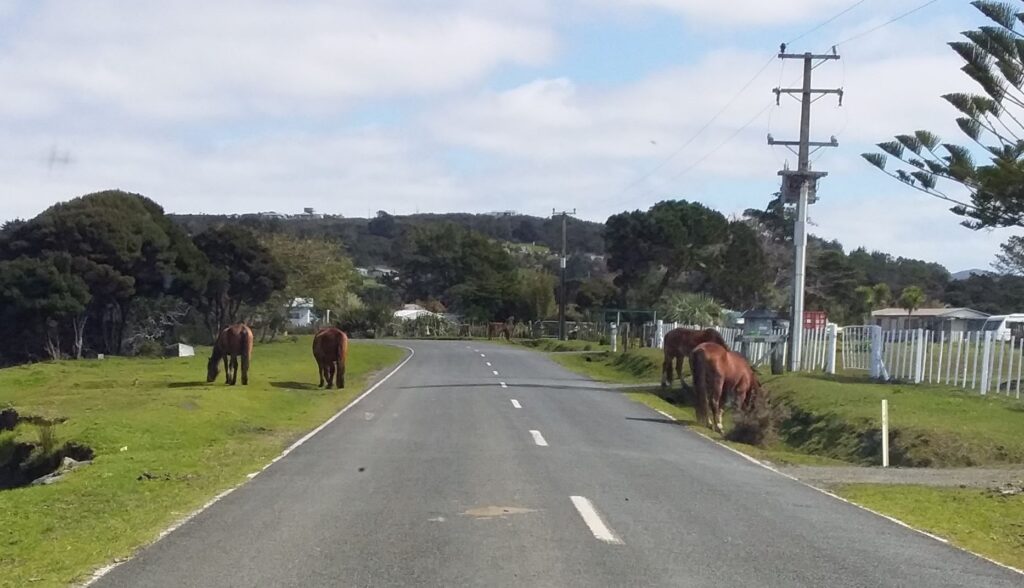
[313,327,349,389]
[661,327,727,390]
[487,317,514,341]
[689,342,761,433]
[207,324,253,385]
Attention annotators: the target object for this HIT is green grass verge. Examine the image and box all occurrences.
[769,374,1024,466]
[513,339,611,353]
[835,484,1024,572]
[625,391,847,467]
[550,349,662,384]
[0,339,405,588]
[547,348,1024,468]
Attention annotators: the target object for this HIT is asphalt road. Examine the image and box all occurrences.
[94,340,1022,587]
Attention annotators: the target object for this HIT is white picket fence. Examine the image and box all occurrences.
[871,329,1023,398]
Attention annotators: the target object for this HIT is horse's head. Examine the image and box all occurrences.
[206,354,220,382]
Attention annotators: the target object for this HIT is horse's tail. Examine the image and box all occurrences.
[690,347,711,425]
[338,331,349,366]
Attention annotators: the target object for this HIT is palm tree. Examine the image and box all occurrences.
[898,286,926,327]
[659,292,723,327]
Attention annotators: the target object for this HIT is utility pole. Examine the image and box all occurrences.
[553,208,576,341]
[767,45,842,371]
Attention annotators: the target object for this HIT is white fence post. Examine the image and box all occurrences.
[610,323,618,353]
[921,329,929,385]
[655,320,664,349]
[881,399,890,468]
[870,326,885,380]
[980,331,992,395]
[825,324,837,374]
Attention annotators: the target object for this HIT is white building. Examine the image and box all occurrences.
[289,298,317,327]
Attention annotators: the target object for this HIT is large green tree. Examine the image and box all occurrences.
[605,200,730,305]
[864,0,1024,229]
[0,254,91,361]
[0,190,208,354]
[194,225,287,331]
[708,221,769,309]
[256,233,361,337]
[396,223,518,321]
[993,234,1024,274]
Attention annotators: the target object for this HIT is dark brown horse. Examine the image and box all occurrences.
[487,317,514,341]
[661,327,727,390]
[207,324,253,385]
[689,342,761,433]
[313,327,349,389]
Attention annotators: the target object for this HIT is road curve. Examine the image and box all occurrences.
[93,340,1022,587]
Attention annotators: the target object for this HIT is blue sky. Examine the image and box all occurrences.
[0,0,1016,271]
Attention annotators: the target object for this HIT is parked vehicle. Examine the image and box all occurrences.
[982,314,1024,342]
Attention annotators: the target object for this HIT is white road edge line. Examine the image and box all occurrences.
[510,399,522,408]
[645,404,1024,577]
[529,430,548,447]
[492,370,500,376]
[570,496,624,545]
[82,345,417,587]
[500,382,508,388]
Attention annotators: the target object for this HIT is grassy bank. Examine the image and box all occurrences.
[514,339,611,353]
[0,339,405,587]
[549,349,1024,467]
[836,484,1024,572]
[550,348,662,384]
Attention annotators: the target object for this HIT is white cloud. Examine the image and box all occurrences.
[0,1,555,121]
[0,1,1006,270]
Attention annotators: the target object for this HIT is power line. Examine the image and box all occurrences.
[834,0,944,46]
[656,102,775,187]
[606,55,776,200]
[606,0,877,202]
[786,0,868,45]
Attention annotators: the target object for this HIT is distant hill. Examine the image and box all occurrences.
[951,268,994,281]
[169,211,606,268]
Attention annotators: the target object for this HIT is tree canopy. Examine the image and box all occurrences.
[194,225,287,330]
[863,0,1024,229]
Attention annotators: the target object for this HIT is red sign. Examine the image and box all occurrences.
[804,311,828,330]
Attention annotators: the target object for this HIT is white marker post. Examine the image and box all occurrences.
[881,399,889,468]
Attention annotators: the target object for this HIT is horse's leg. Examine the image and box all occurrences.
[317,359,325,388]
[325,362,335,389]
[676,355,685,390]
[661,353,671,389]
[240,352,249,386]
[223,356,230,385]
[229,356,239,385]
[337,360,346,389]
[709,375,724,432]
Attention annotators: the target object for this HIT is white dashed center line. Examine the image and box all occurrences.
[529,430,548,447]
[480,353,486,358]
[510,399,522,408]
[500,382,508,388]
[486,362,492,367]
[492,370,499,376]
[570,496,623,545]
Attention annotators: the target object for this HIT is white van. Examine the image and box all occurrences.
[982,314,1024,341]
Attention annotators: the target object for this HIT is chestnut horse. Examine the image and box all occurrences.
[689,342,761,433]
[313,327,349,389]
[661,327,727,390]
[207,324,253,385]
[487,317,514,341]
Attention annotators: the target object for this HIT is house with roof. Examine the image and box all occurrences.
[871,307,989,338]
[288,298,317,327]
